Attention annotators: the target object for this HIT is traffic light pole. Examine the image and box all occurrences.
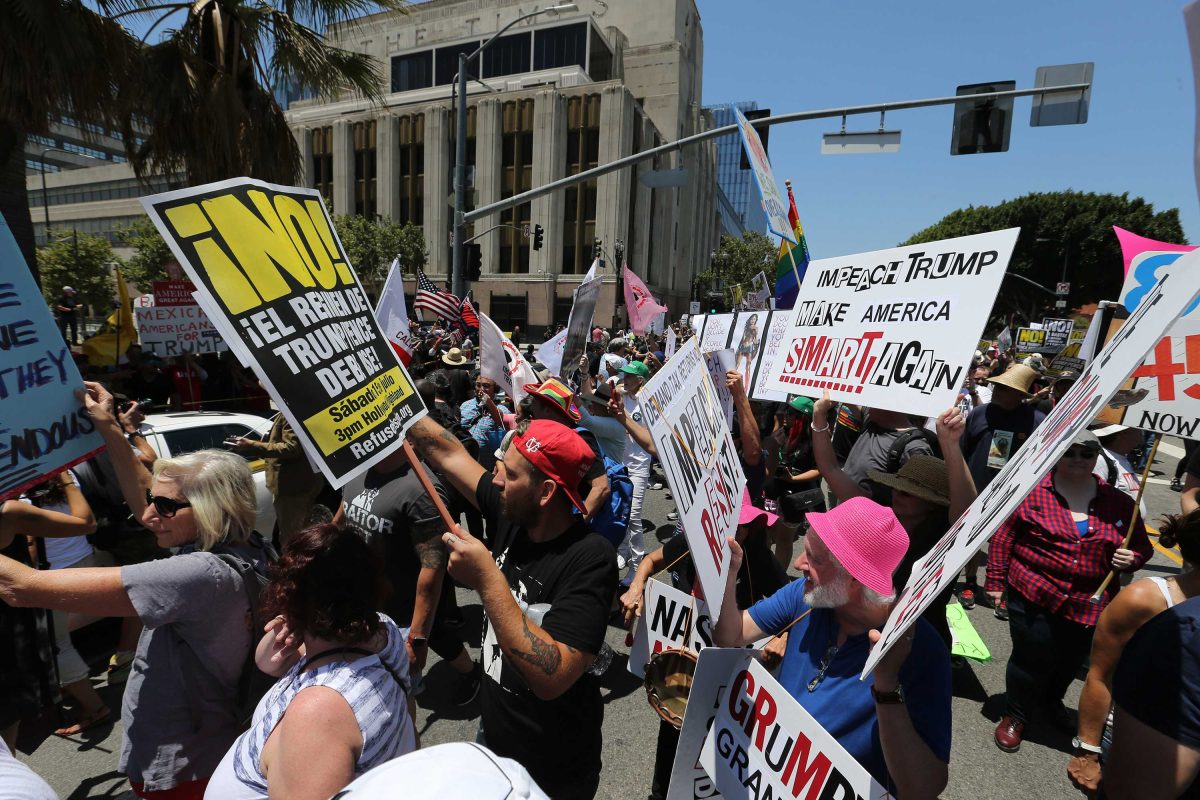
[461,222,530,245]
[461,82,1090,226]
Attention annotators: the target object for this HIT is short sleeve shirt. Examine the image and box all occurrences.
[474,474,618,795]
[747,579,952,788]
[120,550,254,790]
[961,402,1044,492]
[841,424,934,504]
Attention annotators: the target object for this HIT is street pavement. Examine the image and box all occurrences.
[15,439,1193,800]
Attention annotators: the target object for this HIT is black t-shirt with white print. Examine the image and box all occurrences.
[474,474,618,796]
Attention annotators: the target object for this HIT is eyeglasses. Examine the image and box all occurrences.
[145,489,191,518]
[807,644,839,692]
[1062,447,1099,460]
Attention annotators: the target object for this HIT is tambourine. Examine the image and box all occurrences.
[643,647,699,730]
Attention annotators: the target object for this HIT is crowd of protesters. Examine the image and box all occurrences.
[0,317,1196,800]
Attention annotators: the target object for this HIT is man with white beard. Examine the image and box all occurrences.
[714,496,952,799]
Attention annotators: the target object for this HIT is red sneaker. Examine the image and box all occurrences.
[957,586,976,610]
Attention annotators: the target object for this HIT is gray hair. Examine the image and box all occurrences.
[822,541,897,606]
[153,449,257,550]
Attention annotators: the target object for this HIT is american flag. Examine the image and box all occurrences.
[413,267,460,321]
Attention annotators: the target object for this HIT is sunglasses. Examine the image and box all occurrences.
[145,489,191,517]
[1062,446,1099,460]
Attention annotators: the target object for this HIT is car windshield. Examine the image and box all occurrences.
[162,423,262,460]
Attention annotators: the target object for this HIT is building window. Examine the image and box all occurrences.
[435,41,482,87]
[25,159,59,174]
[562,94,600,275]
[29,134,57,148]
[353,120,377,217]
[34,215,142,247]
[534,22,587,71]
[397,113,424,226]
[311,126,334,202]
[553,296,574,326]
[499,99,534,275]
[391,51,433,93]
[482,32,531,78]
[489,294,528,331]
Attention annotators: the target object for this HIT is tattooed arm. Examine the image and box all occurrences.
[405,415,488,508]
[408,520,448,673]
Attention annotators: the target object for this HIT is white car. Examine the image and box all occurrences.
[141,411,278,536]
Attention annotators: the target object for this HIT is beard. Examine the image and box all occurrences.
[804,573,852,609]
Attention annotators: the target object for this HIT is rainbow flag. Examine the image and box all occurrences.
[774,181,810,310]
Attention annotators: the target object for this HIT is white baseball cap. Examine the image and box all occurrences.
[335,743,549,799]
[62,286,76,293]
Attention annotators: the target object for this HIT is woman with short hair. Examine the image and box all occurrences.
[206,524,415,800]
[0,382,274,798]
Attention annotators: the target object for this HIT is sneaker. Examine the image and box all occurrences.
[994,597,1009,621]
[1172,478,1184,492]
[956,586,977,610]
[649,482,664,490]
[453,663,482,706]
[666,511,679,522]
[107,651,134,685]
[616,554,628,571]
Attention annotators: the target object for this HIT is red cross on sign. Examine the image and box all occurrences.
[1130,335,1200,401]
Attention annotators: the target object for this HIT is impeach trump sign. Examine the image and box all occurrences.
[763,229,1018,418]
[141,178,426,487]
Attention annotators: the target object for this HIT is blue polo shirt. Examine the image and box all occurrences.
[747,579,952,788]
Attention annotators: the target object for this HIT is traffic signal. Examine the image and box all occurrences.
[593,238,602,260]
[951,81,1015,155]
[533,224,544,251]
[466,243,482,282]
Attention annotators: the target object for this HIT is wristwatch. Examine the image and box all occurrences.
[1071,737,1102,755]
[407,636,428,650]
[870,683,905,705]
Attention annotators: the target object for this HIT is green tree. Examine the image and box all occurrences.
[118,216,175,291]
[38,230,118,312]
[382,220,427,277]
[693,231,776,309]
[334,213,426,295]
[903,191,1186,326]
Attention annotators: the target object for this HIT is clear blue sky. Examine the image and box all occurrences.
[696,0,1198,258]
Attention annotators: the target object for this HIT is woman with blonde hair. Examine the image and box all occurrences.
[0,381,274,799]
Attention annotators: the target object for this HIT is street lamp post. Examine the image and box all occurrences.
[451,3,577,300]
[38,146,105,246]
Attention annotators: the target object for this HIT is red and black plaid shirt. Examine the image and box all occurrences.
[985,472,1152,626]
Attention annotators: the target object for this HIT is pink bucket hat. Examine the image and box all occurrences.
[737,488,778,527]
[804,496,908,596]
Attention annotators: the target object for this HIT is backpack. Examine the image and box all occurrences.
[212,534,279,728]
[884,427,943,474]
[1096,449,1119,485]
[574,427,634,547]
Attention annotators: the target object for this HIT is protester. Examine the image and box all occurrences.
[620,490,788,800]
[127,357,179,409]
[714,497,952,797]
[614,360,653,574]
[406,415,617,799]
[987,429,1153,754]
[0,381,274,797]
[763,397,820,566]
[231,413,331,547]
[440,348,474,406]
[205,524,415,800]
[1105,594,1200,799]
[54,285,79,345]
[461,376,510,471]
[1068,509,1200,794]
[0,736,56,800]
[576,377,627,462]
[333,742,549,800]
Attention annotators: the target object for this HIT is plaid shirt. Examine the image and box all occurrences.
[985,472,1152,626]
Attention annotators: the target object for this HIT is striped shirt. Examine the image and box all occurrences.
[985,473,1153,626]
[205,615,415,800]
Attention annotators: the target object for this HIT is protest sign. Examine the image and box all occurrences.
[536,327,568,377]
[1016,326,1054,356]
[141,178,426,488]
[733,107,795,246]
[699,659,893,800]
[997,326,1013,352]
[666,648,757,800]
[699,313,735,354]
[1041,317,1074,351]
[1109,229,1200,437]
[561,275,602,380]
[691,314,707,339]
[152,280,198,306]
[749,311,791,403]
[0,217,103,500]
[763,229,1019,418]
[864,254,1200,675]
[639,339,744,622]
[136,305,227,356]
[705,350,736,428]
[665,327,678,359]
[628,580,770,679]
[727,311,766,389]
[947,603,991,663]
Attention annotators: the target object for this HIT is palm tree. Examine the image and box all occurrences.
[112,0,405,185]
[0,0,137,282]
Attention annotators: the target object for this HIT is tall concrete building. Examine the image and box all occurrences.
[704,101,770,237]
[286,0,720,331]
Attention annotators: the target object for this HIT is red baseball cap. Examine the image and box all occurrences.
[511,420,595,514]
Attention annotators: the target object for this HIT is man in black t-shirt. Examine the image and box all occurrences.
[408,417,618,799]
[333,450,479,704]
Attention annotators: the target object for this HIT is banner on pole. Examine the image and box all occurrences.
[699,659,893,800]
[763,229,1018,418]
[479,309,540,404]
[536,327,568,377]
[864,255,1200,675]
[561,275,602,381]
[733,107,795,246]
[141,178,426,488]
[639,339,744,621]
[136,305,227,356]
[0,217,104,500]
